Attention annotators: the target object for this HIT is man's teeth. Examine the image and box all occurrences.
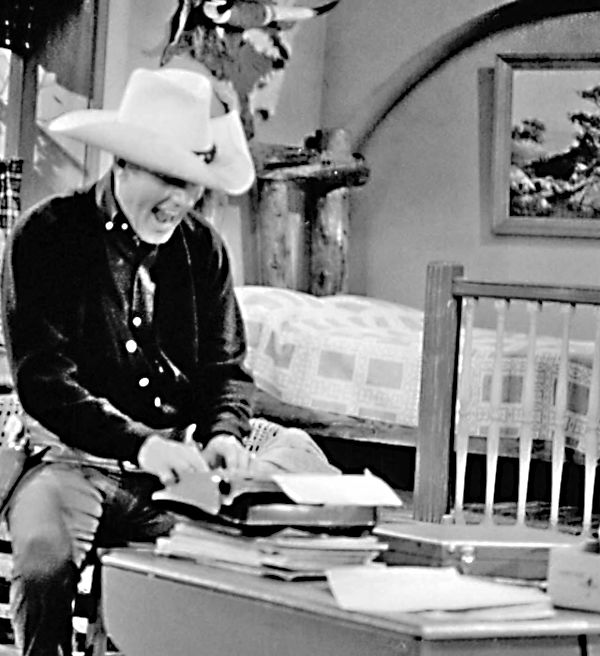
[153,209,174,224]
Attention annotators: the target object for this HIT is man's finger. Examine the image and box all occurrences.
[160,469,180,487]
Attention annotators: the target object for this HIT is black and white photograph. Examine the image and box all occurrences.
[492,53,600,237]
[3,2,600,655]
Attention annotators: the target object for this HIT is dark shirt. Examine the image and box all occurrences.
[1,173,253,464]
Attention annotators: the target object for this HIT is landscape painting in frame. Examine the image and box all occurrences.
[492,54,600,238]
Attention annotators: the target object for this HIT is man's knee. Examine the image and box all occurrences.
[14,531,74,586]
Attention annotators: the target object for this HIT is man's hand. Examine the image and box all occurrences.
[138,434,209,486]
[203,434,252,472]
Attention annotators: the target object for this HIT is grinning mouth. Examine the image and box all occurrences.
[152,207,178,225]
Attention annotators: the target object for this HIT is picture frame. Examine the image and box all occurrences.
[491,53,600,238]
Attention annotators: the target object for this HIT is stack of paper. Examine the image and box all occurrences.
[272,473,402,507]
[155,521,388,580]
[155,521,263,574]
[326,566,555,621]
[256,529,387,579]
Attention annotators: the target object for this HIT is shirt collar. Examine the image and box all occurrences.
[94,170,158,261]
[95,170,120,222]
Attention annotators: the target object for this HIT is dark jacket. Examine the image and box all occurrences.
[1,175,253,464]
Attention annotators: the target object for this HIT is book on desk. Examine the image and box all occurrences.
[152,470,402,533]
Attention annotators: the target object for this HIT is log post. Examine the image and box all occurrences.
[252,131,369,295]
[254,178,308,290]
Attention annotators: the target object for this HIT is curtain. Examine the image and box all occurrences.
[0,158,23,233]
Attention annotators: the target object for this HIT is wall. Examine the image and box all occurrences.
[321,1,600,309]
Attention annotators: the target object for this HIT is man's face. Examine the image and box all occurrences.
[117,164,205,244]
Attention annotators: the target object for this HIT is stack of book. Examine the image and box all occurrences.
[155,521,387,580]
[256,529,387,580]
[155,520,262,574]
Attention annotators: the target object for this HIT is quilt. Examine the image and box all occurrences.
[236,286,599,453]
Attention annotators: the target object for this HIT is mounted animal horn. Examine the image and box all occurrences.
[203,0,340,29]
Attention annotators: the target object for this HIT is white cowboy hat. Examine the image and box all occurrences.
[48,67,255,195]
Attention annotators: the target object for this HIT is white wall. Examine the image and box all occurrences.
[321,1,600,308]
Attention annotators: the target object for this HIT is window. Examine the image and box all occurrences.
[0,0,108,209]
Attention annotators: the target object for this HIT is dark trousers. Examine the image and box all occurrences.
[7,462,174,656]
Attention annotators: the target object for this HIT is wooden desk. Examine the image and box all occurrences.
[101,549,600,656]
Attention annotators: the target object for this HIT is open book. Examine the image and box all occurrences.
[152,471,402,530]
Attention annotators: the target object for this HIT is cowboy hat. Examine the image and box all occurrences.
[48,67,255,195]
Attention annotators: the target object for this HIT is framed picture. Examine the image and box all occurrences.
[492,54,600,238]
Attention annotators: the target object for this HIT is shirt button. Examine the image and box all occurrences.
[139,377,150,388]
[125,339,137,353]
[105,221,114,231]
[121,222,129,231]
[157,365,164,374]
[132,316,142,327]
[154,397,162,408]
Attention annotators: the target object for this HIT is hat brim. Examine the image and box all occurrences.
[48,110,255,195]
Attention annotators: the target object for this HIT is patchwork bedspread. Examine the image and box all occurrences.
[236,286,598,453]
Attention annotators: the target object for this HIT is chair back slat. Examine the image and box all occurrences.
[454,298,476,521]
[484,300,508,522]
[582,308,600,534]
[549,306,573,529]
[516,302,539,525]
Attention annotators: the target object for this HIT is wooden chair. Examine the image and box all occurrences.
[414,261,600,534]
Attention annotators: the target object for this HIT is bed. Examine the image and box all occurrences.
[0,258,598,527]
[237,280,599,454]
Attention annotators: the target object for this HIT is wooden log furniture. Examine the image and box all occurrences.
[251,129,369,296]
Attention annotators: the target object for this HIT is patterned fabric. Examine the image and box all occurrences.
[0,158,23,232]
[244,417,340,474]
[459,329,599,452]
[235,285,424,425]
[235,285,600,455]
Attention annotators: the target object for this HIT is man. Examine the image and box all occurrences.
[1,66,256,655]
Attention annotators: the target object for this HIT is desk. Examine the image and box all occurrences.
[101,549,600,656]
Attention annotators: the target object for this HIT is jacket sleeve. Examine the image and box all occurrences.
[1,199,154,463]
[190,225,254,445]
